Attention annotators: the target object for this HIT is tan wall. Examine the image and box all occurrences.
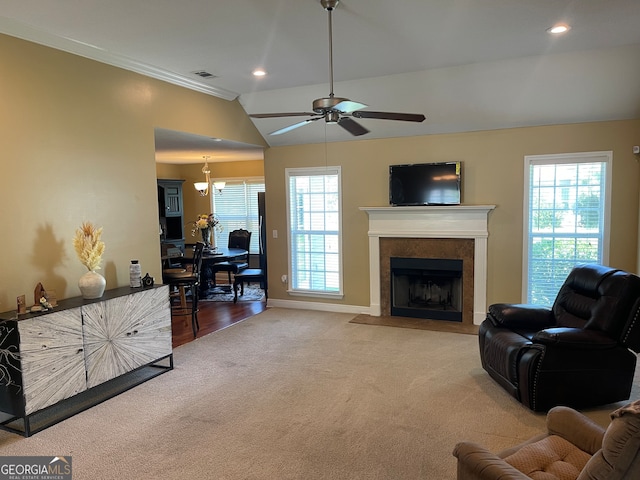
[0,33,265,311]
[264,120,640,307]
[3,31,636,314]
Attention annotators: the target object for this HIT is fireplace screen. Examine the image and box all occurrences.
[390,257,463,322]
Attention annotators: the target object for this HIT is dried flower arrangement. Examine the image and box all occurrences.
[73,222,106,271]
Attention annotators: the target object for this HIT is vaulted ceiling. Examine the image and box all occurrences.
[2,0,640,161]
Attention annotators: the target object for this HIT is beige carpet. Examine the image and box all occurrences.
[0,308,634,479]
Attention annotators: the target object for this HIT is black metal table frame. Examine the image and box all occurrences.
[0,354,173,437]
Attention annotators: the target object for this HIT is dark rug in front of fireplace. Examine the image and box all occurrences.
[349,314,479,335]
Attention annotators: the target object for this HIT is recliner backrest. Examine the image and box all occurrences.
[552,264,618,329]
[552,264,640,351]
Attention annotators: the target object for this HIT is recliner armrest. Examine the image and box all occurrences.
[487,303,555,329]
[546,406,605,455]
[533,327,619,349]
[452,442,532,479]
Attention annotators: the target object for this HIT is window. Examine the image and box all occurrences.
[211,178,264,254]
[286,167,342,297]
[523,152,611,305]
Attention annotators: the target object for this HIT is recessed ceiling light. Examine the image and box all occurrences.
[547,24,571,34]
[252,69,267,77]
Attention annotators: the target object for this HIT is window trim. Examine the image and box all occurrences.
[285,166,344,299]
[522,151,612,303]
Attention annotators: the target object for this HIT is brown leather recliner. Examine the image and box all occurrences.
[479,264,640,412]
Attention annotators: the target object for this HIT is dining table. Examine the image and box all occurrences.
[182,246,249,295]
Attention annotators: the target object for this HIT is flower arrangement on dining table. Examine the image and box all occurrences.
[190,214,223,247]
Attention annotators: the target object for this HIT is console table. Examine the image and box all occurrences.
[0,285,173,436]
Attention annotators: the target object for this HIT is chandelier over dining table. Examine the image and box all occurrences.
[194,155,225,196]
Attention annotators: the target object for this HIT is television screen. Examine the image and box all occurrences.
[389,162,461,206]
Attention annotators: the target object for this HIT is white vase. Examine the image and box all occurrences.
[79,270,106,299]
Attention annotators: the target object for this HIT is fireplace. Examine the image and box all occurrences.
[390,257,463,321]
[360,205,495,325]
[381,237,474,323]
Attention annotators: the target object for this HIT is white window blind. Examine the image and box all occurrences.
[523,152,611,305]
[212,178,264,254]
[286,167,342,296]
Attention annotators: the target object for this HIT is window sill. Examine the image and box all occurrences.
[286,290,344,300]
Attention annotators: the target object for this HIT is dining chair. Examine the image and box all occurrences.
[161,243,184,269]
[233,241,267,303]
[232,268,266,303]
[162,241,204,337]
[211,229,251,286]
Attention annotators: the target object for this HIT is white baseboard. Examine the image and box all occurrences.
[266,298,370,315]
[266,299,487,323]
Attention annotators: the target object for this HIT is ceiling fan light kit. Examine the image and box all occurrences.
[249,0,425,137]
[325,111,340,124]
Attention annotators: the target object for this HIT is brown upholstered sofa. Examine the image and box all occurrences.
[479,264,640,412]
[453,400,640,480]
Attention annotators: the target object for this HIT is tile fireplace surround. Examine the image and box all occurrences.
[360,205,495,325]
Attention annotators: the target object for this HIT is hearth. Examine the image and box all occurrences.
[391,257,463,321]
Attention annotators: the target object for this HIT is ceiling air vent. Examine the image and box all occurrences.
[192,70,217,80]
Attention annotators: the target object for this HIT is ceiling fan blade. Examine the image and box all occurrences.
[250,112,315,118]
[352,111,426,122]
[338,117,370,136]
[334,100,368,113]
[269,117,322,136]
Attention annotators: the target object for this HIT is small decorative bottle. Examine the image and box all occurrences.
[130,260,142,288]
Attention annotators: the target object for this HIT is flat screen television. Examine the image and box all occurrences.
[389,161,461,206]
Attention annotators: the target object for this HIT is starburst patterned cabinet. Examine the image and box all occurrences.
[0,285,172,436]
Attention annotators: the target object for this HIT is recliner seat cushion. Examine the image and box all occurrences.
[504,435,591,480]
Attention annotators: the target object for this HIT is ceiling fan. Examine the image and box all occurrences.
[249,0,426,137]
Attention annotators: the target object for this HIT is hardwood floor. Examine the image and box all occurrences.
[171,299,267,348]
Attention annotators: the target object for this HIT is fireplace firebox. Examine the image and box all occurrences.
[390,257,463,322]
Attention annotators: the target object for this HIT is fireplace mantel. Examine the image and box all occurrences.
[360,205,495,325]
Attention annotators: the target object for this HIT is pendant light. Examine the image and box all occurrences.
[194,156,225,195]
